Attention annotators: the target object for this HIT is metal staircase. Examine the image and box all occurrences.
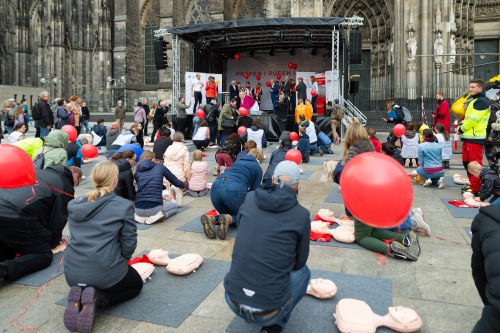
[341,98,367,126]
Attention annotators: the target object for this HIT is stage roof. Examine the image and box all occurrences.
[167,17,346,54]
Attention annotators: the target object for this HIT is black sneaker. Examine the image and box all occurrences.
[390,241,418,261]
[404,231,420,256]
[318,148,324,156]
[261,324,283,333]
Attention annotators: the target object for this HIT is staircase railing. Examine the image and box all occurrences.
[342,98,368,126]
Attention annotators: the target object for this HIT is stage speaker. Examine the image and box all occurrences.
[349,81,359,95]
[153,39,169,70]
[349,30,362,64]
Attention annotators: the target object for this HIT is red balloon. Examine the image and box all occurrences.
[238,126,247,136]
[195,109,204,118]
[243,72,249,79]
[276,73,282,80]
[256,74,261,81]
[238,107,249,117]
[292,63,298,70]
[393,124,406,138]
[0,145,36,188]
[61,125,77,143]
[81,144,98,159]
[289,132,299,141]
[311,90,317,97]
[234,53,240,61]
[266,81,271,87]
[288,62,293,69]
[285,149,302,165]
[340,152,413,228]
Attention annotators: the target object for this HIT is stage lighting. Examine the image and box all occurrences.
[311,48,317,56]
[273,30,284,40]
[304,29,312,40]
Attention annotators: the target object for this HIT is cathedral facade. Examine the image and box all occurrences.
[0,0,498,112]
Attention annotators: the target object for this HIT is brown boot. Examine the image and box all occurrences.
[217,214,232,240]
[201,215,216,239]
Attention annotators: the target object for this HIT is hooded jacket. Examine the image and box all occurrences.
[479,168,500,202]
[114,159,136,201]
[65,193,137,289]
[418,141,443,172]
[153,136,173,160]
[37,130,69,169]
[163,142,190,182]
[263,147,289,183]
[218,154,262,191]
[134,159,184,209]
[224,184,310,309]
[188,161,208,192]
[471,205,500,323]
[0,165,75,249]
[106,127,120,152]
[346,138,375,163]
[298,133,310,157]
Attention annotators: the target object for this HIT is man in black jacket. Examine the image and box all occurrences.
[471,205,500,332]
[0,165,81,282]
[143,99,150,136]
[224,161,310,333]
[37,91,53,139]
[151,101,166,142]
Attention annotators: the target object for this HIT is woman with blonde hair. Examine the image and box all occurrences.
[187,149,209,197]
[13,104,25,127]
[342,122,374,163]
[70,95,82,135]
[163,132,190,206]
[64,161,142,333]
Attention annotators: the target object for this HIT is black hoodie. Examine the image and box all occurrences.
[471,205,500,323]
[224,184,310,309]
[114,159,136,201]
[479,168,500,202]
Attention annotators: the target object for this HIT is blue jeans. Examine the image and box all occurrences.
[490,196,500,205]
[193,116,200,137]
[83,120,90,133]
[309,142,319,155]
[225,265,311,329]
[311,96,317,114]
[210,178,247,224]
[416,166,444,184]
[40,127,51,139]
[219,130,230,146]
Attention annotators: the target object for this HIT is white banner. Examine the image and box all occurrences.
[226,49,331,110]
[184,72,222,115]
[325,70,341,102]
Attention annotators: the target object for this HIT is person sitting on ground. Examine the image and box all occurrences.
[63,161,142,333]
[112,150,136,201]
[134,151,186,222]
[467,161,500,205]
[36,129,70,169]
[215,133,242,175]
[299,114,321,155]
[381,142,404,165]
[152,127,173,163]
[240,118,267,150]
[108,123,140,157]
[163,132,190,207]
[401,122,419,168]
[262,139,292,185]
[106,122,121,157]
[67,138,89,168]
[470,205,500,333]
[236,140,257,161]
[193,119,210,151]
[297,127,310,163]
[236,109,253,129]
[0,164,80,283]
[92,118,107,150]
[224,161,310,333]
[367,127,382,153]
[187,150,209,197]
[201,148,263,240]
[417,128,445,189]
[7,123,26,144]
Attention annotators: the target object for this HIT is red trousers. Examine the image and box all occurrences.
[462,142,483,192]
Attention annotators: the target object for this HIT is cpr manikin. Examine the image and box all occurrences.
[313,209,355,243]
[334,298,423,333]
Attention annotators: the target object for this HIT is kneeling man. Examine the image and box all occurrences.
[224,161,310,333]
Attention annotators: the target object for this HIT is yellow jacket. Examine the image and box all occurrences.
[295,104,312,124]
[459,92,490,143]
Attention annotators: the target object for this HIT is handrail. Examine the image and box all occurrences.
[342,98,367,126]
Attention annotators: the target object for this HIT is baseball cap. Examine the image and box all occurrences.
[274,161,301,185]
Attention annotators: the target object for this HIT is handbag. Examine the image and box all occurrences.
[221,117,235,129]
[90,130,102,146]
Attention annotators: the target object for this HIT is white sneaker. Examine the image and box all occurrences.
[438,177,445,189]
[422,179,432,187]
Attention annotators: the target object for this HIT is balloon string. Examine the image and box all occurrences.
[39,183,75,199]
[23,186,36,205]
[10,255,65,332]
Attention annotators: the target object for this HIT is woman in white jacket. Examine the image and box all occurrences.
[163,132,190,206]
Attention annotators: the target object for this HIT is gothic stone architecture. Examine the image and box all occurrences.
[0,0,498,113]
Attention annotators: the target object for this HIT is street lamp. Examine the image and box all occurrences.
[40,77,57,102]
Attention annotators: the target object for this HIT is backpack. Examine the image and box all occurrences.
[33,147,53,170]
[54,108,62,129]
[4,110,15,127]
[394,106,407,125]
[32,103,42,120]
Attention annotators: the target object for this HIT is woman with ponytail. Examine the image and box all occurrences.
[63,161,142,333]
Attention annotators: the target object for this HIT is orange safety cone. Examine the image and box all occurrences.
[452,119,461,154]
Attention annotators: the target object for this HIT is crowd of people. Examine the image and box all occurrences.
[0,77,499,333]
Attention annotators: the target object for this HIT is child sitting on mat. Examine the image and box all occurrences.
[401,122,419,168]
[367,128,382,153]
[467,161,500,205]
[187,150,209,197]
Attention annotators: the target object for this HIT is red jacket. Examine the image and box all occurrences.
[433,100,450,132]
[205,81,218,98]
[369,137,382,153]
